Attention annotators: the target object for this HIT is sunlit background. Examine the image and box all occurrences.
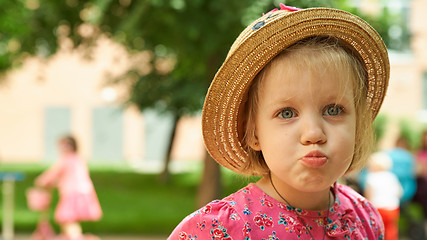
[0,0,426,239]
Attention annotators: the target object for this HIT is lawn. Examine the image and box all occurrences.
[3,163,427,239]
[0,163,258,236]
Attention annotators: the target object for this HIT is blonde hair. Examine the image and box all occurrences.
[242,36,374,176]
[60,135,78,152]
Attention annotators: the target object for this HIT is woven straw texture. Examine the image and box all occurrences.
[202,8,390,174]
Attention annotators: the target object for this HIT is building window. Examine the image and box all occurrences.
[44,107,71,162]
[423,72,427,109]
[92,106,123,162]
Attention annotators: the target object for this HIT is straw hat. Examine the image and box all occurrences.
[202,6,390,173]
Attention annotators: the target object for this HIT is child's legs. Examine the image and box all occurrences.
[378,208,400,240]
[60,222,82,239]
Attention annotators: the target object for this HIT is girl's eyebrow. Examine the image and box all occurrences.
[265,97,296,108]
[327,93,354,104]
[265,94,354,111]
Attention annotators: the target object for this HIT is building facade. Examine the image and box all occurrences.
[0,0,426,165]
[0,37,205,166]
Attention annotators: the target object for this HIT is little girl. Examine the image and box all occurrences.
[35,135,102,240]
[365,152,402,240]
[169,4,389,240]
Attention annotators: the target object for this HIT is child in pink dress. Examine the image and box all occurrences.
[169,4,389,240]
[35,135,102,240]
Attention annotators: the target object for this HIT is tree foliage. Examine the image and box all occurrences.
[1,0,401,115]
[1,0,409,200]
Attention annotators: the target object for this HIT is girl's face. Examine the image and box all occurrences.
[253,58,356,194]
[58,140,74,155]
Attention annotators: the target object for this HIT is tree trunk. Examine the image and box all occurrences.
[196,151,222,208]
[159,114,180,183]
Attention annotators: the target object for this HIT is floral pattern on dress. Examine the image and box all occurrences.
[326,209,354,237]
[268,231,279,240]
[177,231,197,240]
[202,204,212,214]
[210,225,232,240]
[278,213,306,237]
[168,183,384,240]
[210,219,233,240]
[243,205,252,215]
[196,220,206,231]
[260,196,274,208]
[254,212,274,230]
[230,212,240,221]
[242,222,252,239]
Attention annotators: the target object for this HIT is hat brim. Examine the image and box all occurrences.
[202,8,389,174]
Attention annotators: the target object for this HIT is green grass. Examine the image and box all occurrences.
[0,163,258,236]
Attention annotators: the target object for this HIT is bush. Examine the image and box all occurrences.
[0,164,254,236]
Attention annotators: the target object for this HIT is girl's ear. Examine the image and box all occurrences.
[248,134,261,151]
[250,141,261,151]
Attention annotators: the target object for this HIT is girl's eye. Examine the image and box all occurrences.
[324,105,343,116]
[278,108,295,119]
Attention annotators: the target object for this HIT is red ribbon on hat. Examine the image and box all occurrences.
[265,3,301,15]
[279,3,301,11]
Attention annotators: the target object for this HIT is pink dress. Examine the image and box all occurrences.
[169,183,384,239]
[416,151,427,177]
[36,154,102,224]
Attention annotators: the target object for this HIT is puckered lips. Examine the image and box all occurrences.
[300,150,328,168]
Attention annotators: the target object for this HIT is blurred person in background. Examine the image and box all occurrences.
[387,135,422,239]
[387,136,417,205]
[358,135,419,238]
[35,135,102,240]
[359,136,417,203]
[413,130,427,232]
[365,152,402,240]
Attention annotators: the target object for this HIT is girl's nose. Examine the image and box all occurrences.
[300,115,327,145]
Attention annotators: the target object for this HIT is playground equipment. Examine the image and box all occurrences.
[0,172,25,240]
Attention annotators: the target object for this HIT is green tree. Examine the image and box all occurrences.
[99,0,356,206]
[0,0,402,207]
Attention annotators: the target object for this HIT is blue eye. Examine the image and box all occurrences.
[278,108,295,119]
[325,105,343,116]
